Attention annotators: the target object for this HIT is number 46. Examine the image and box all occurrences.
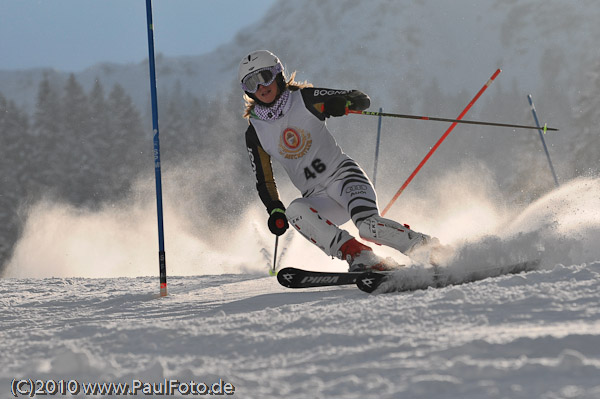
[304,159,326,180]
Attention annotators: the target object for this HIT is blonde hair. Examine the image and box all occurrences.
[243,71,313,119]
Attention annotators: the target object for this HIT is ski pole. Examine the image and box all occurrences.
[269,236,279,276]
[372,107,383,187]
[381,69,502,216]
[348,109,558,132]
[528,94,559,187]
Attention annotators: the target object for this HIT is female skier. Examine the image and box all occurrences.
[240,50,432,271]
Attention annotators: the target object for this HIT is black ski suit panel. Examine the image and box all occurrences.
[245,123,284,214]
[244,87,370,215]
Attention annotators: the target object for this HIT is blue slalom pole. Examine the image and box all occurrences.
[527,94,559,187]
[145,0,167,296]
[372,107,383,187]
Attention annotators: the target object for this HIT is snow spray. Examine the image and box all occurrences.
[4,168,599,279]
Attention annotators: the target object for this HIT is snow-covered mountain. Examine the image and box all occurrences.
[2,0,598,115]
[3,0,598,212]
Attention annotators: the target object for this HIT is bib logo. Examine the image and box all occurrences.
[279,127,312,159]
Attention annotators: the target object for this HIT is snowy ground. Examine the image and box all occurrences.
[2,263,600,398]
[2,178,600,398]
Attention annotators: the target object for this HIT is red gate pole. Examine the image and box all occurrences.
[381,69,502,216]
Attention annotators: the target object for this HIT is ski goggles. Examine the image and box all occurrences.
[241,64,283,93]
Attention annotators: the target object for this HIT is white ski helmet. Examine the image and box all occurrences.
[238,50,284,92]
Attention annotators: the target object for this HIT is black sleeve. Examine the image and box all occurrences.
[245,123,285,214]
[300,87,371,120]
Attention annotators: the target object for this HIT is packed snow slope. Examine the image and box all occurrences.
[1,266,599,398]
[2,178,600,398]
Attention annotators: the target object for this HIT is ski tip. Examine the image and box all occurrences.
[356,270,388,294]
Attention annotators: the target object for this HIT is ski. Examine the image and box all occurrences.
[356,259,542,294]
[356,271,391,294]
[276,267,362,289]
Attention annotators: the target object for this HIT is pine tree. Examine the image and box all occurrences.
[63,74,90,136]
[87,78,113,199]
[572,60,600,177]
[1,96,30,185]
[89,79,109,139]
[0,92,25,197]
[62,74,94,204]
[186,96,209,149]
[32,74,63,190]
[162,80,188,162]
[106,83,146,196]
[0,92,31,268]
[33,74,61,138]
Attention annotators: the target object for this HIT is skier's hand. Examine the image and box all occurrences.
[268,208,289,236]
[323,97,349,117]
[346,90,370,111]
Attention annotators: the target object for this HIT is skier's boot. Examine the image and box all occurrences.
[358,215,453,265]
[358,215,432,255]
[338,238,400,272]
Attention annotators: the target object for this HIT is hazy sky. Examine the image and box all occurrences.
[0,0,277,72]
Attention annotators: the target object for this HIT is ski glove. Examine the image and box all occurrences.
[346,90,370,111]
[323,96,350,117]
[268,208,289,236]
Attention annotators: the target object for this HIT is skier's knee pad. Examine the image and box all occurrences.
[286,199,351,257]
